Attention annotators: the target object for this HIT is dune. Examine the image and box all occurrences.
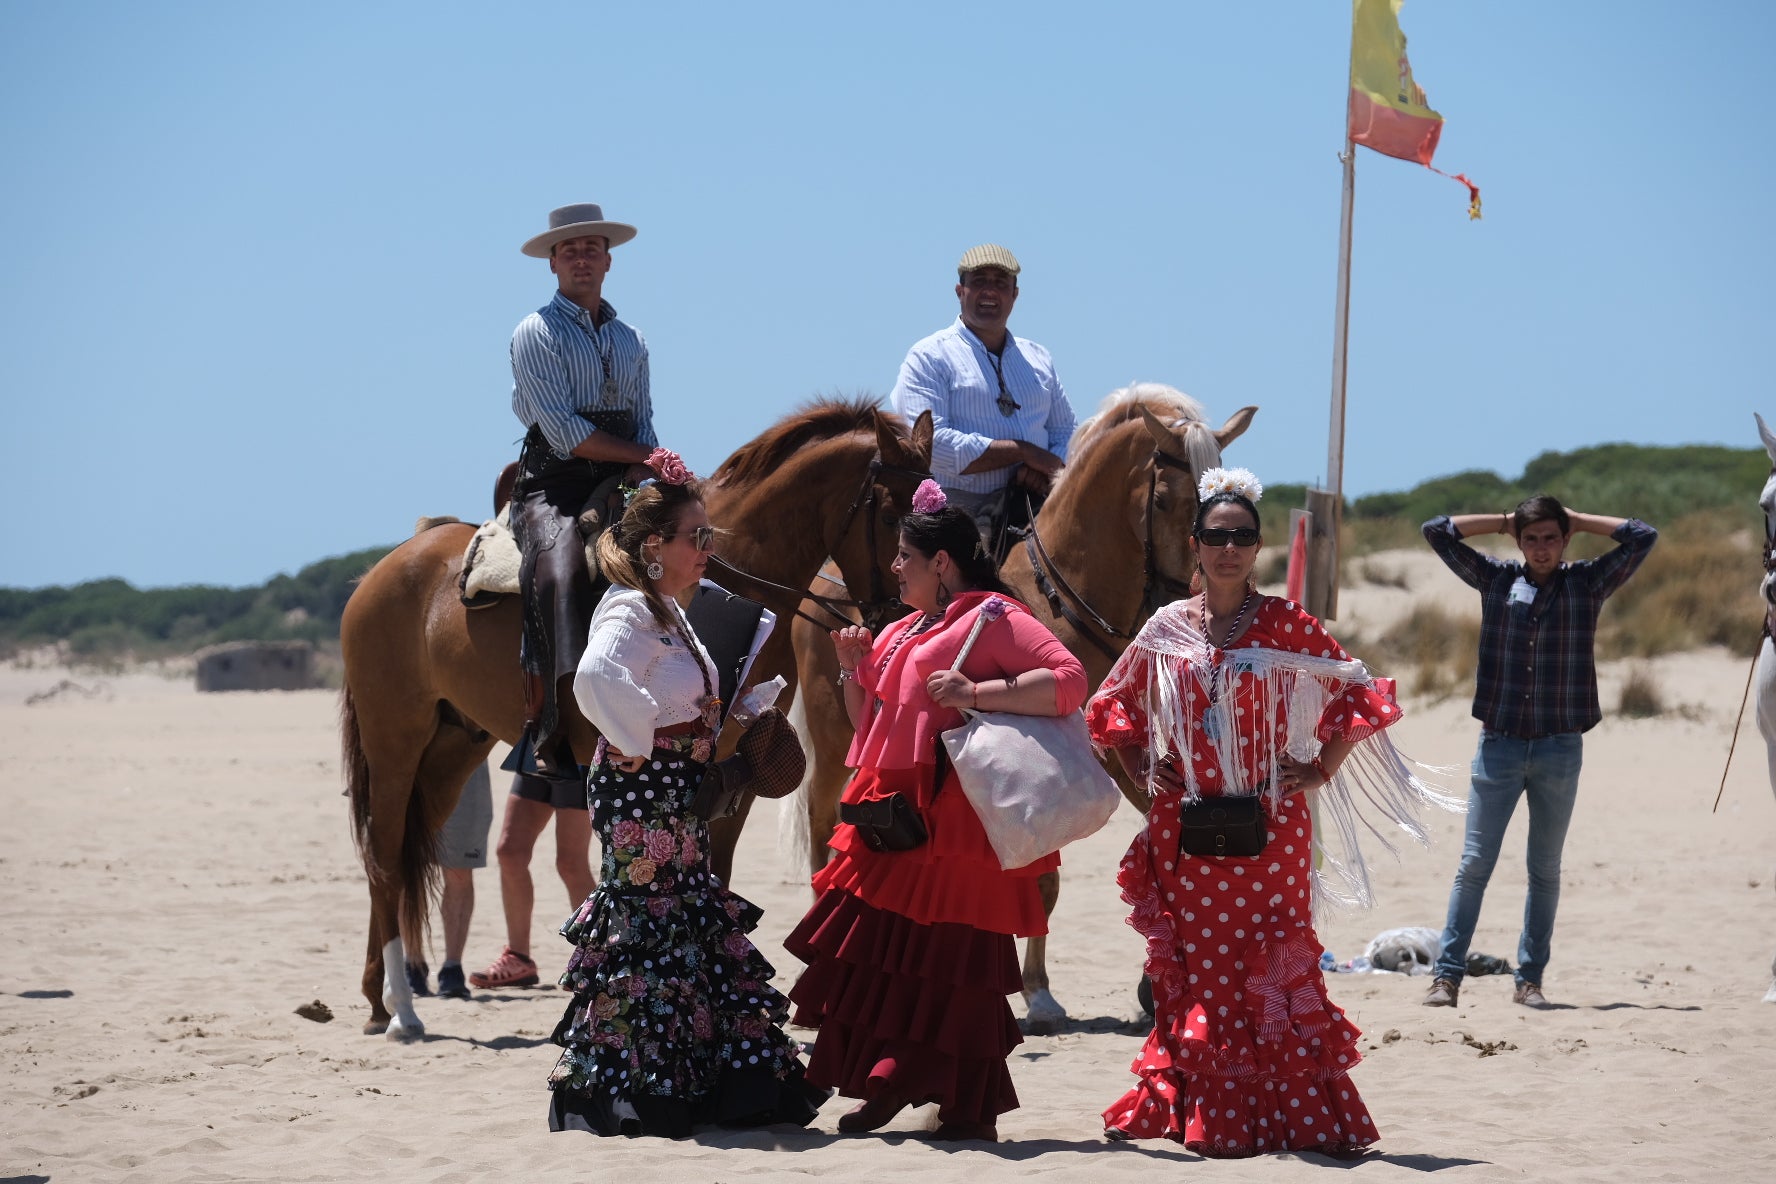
[4,567,1775,1181]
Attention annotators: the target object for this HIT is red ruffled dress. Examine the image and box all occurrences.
[786,591,1087,1128]
[1085,596,1402,1157]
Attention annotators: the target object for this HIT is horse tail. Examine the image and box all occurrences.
[341,684,438,946]
[342,685,374,860]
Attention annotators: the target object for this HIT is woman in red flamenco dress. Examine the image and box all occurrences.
[786,480,1087,1142]
[1087,467,1456,1158]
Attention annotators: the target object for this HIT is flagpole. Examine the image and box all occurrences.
[1322,133,1356,620]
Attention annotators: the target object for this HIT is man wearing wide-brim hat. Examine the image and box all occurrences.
[889,244,1077,561]
[508,203,680,775]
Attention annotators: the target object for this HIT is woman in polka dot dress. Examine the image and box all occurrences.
[1086,468,1448,1158]
[548,479,826,1137]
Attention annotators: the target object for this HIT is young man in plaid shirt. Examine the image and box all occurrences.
[1420,495,1657,1009]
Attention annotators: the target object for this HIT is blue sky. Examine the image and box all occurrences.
[4,1,1772,588]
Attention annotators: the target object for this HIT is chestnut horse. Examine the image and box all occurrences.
[342,399,932,1037]
[789,385,1255,1030]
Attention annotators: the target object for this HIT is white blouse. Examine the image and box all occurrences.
[572,587,717,759]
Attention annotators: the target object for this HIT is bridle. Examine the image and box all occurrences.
[1020,445,1199,658]
[708,454,930,632]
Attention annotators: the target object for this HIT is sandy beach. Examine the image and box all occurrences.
[5,558,1776,1182]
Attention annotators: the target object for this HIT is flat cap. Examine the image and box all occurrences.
[957,243,1021,277]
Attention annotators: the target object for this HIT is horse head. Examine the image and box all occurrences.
[825,408,932,629]
[1132,393,1258,601]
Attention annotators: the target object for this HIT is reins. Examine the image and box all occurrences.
[1018,445,1198,658]
[1715,493,1776,812]
[708,453,929,633]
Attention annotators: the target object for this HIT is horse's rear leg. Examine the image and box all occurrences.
[351,709,436,1039]
[1021,871,1067,1034]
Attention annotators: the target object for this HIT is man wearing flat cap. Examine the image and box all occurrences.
[508,202,677,780]
[890,244,1076,558]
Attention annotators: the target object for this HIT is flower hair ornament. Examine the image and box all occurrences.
[621,477,659,508]
[911,479,948,515]
[1197,466,1264,504]
[646,448,693,485]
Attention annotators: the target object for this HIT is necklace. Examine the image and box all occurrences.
[573,305,620,402]
[879,611,940,668]
[1198,587,1256,743]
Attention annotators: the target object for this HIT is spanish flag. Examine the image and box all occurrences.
[1347,0,1481,218]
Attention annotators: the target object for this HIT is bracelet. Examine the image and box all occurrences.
[971,681,980,709]
[1311,756,1332,782]
[837,666,857,684]
[1500,513,1509,534]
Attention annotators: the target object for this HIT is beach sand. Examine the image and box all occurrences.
[5,564,1776,1181]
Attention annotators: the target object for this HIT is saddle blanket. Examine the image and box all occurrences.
[411,508,522,600]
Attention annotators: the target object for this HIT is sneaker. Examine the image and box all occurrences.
[1513,981,1551,1009]
[1422,977,1460,1007]
[405,961,432,997]
[437,963,471,1000]
[468,946,540,989]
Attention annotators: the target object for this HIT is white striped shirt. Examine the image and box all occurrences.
[889,319,1076,494]
[510,292,656,458]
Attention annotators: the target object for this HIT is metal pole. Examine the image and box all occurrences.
[1320,134,1356,619]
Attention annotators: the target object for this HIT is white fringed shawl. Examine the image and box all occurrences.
[1094,605,1463,908]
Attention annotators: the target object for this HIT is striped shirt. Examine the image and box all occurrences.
[510,292,656,458]
[1423,515,1658,737]
[889,318,1076,494]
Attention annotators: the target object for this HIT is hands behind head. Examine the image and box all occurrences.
[830,625,874,674]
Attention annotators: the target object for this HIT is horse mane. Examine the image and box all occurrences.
[1058,382,1221,490]
[710,396,902,487]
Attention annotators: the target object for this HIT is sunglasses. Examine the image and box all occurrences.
[1195,527,1261,548]
[665,525,718,551]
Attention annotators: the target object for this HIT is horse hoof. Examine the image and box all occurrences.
[363,1017,389,1036]
[385,1015,425,1042]
[1763,981,1776,1004]
[1021,988,1068,1035]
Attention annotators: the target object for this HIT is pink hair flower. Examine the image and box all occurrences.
[646,448,693,485]
[911,479,947,514]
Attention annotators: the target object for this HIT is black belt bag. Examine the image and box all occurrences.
[1176,795,1268,858]
[839,795,928,852]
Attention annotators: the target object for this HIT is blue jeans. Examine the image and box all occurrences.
[1433,731,1583,987]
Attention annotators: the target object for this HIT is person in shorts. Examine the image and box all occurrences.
[468,771,596,989]
[403,762,494,1000]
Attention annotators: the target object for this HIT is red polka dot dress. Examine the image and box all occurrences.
[1085,596,1402,1157]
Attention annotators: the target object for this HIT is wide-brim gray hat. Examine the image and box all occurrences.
[522,203,638,258]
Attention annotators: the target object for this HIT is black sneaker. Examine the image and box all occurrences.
[437,963,471,1000]
[405,961,433,997]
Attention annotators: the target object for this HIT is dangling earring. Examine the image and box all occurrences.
[935,580,952,609]
[644,547,664,581]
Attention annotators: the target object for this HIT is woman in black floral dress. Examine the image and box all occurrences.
[548,473,825,1137]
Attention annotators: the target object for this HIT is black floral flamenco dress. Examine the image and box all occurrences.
[549,588,825,1137]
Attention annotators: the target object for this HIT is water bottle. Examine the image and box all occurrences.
[731,675,787,727]
[1319,950,1338,973]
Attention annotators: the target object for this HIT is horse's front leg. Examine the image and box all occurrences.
[1021,870,1067,1033]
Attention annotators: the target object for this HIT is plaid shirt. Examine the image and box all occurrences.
[1423,516,1658,737]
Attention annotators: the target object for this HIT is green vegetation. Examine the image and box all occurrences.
[0,546,392,661]
[6,440,1770,672]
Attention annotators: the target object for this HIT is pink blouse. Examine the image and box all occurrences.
[848,591,1088,771]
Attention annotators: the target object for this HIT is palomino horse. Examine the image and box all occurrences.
[1753,413,1776,1002]
[789,385,1255,1030]
[342,399,932,1037]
